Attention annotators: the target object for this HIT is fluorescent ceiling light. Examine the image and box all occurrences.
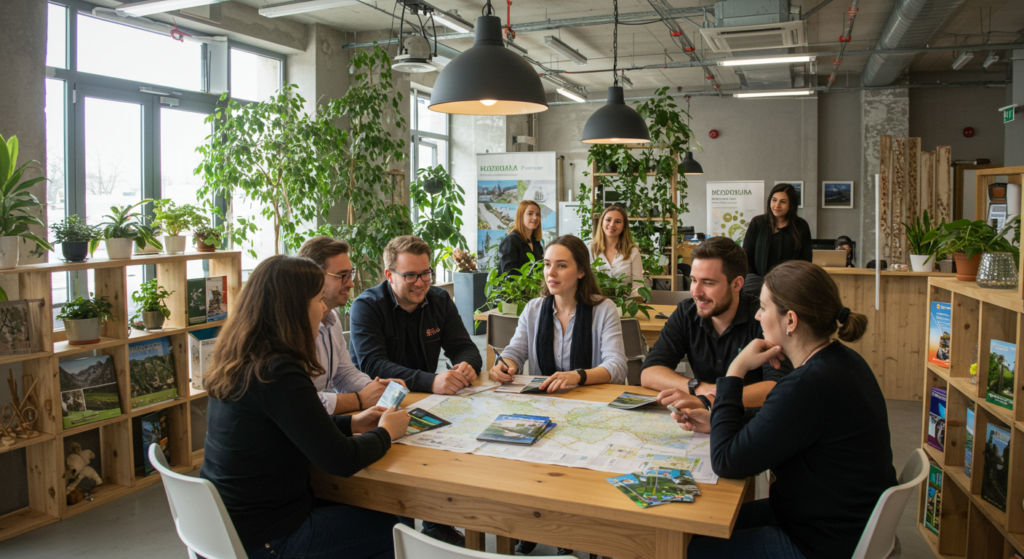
[259,0,361,18]
[432,11,473,34]
[557,88,587,103]
[620,74,633,88]
[718,55,814,67]
[116,0,226,17]
[544,36,587,66]
[504,39,528,56]
[952,51,974,70]
[734,89,814,98]
[983,51,1000,69]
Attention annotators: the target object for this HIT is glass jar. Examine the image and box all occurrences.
[976,252,1018,289]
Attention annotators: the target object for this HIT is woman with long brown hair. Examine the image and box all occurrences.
[675,260,897,559]
[201,255,410,559]
[588,205,645,296]
[741,183,812,296]
[498,200,544,275]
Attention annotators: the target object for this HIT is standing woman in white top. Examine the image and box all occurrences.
[588,205,645,296]
[490,235,627,391]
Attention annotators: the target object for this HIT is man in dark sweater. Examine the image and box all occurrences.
[641,237,789,410]
[349,235,482,546]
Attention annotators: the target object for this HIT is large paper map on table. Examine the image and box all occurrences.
[401,391,718,483]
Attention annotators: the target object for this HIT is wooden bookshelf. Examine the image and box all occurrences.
[0,250,240,544]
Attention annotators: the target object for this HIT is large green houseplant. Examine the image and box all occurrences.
[0,134,54,269]
[90,200,163,260]
[924,217,1019,281]
[410,165,469,275]
[481,254,543,316]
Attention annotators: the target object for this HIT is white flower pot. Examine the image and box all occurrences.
[105,238,134,260]
[909,254,934,272]
[0,236,19,270]
[65,317,102,345]
[163,235,186,255]
[500,301,523,316]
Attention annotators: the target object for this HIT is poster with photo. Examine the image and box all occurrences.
[707,181,765,244]
[476,152,557,270]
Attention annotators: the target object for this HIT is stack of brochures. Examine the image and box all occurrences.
[606,468,701,508]
[476,414,556,445]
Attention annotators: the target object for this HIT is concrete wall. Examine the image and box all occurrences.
[910,85,1006,165]
[1007,50,1024,167]
[818,90,863,248]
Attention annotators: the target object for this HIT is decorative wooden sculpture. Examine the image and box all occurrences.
[1,369,40,445]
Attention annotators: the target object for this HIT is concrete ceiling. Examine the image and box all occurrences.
[231,0,1024,94]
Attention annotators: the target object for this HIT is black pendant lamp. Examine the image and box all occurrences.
[681,95,703,175]
[429,1,547,116]
[581,0,650,144]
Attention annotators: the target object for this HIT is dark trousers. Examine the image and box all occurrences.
[245,499,396,559]
[687,499,806,559]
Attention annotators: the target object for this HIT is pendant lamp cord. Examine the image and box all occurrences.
[612,0,619,87]
[482,0,494,16]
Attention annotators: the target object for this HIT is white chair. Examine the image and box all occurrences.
[149,445,247,559]
[850,449,929,559]
[394,524,561,559]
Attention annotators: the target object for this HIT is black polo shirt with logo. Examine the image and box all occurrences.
[640,291,789,385]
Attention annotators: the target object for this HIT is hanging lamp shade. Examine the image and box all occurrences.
[581,86,650,144]
[682,151,704,175]
[428,15,547,116]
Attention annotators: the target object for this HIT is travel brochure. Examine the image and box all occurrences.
[378,381,410,410]
[981,422,1010,512]
[495,376,548,394]
[927,387,946,452]
[928,302,951,367]
[406,408,451,437]
[965,407,975,478]
[607,468,700,508]
[476,414,555,445]
[128,337,177,409]
[608,392,658,410]
[59,354,122,430]
[924,464,942,535]
[986,339,1015,410]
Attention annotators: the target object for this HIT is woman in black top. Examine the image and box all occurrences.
[741,183,812,296]
[835,235,856,267]
[200,255,410,559]
[677,260,897,559]
[498,200,544,275]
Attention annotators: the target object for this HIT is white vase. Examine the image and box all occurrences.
[163,235,186,255]
[0,236,19,270]
[909,254,934,272]
[65,317,102,345]
[105,238,134,260]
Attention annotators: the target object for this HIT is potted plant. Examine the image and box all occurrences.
[194,224,226,252]
[0,134,54,269]
[57,293,115,345]
[594,259,654,318]
[152,200,208,255]
[411,165,470,277]
[904,210,944,272]
[451,248,487,334]
[924,218,1019,282]
[134,223,163,254]
[50,215,100,263]
[91,200,163,260]
[129,279,173,330]
[481,255,543,316]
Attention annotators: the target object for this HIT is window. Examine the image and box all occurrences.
[160,107,213,277]
[230,48,282,102]
[46,3,67,69]
[410,89,450,176]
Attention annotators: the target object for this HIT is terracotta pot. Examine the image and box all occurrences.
[195,233,219,253]
[953,252,982,282]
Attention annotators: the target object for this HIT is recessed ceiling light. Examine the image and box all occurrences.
[116,0,227,17]
[733,89,814,98]
[718,55,815,67]
[258,0,361,18]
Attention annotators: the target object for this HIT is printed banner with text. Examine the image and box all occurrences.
[476,152,557,270]
[707,181,765,244]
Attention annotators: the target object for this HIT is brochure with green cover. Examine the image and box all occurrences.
[128,337,177,408]
[476,414,552,445]
[187,278,207,325]
[60,355,121,429]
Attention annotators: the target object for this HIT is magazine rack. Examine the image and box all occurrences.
[0,251,240,542]
[920,165,1024,558]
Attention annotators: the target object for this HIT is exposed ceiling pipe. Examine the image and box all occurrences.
[802,0,836,20]
[643,0,722,94]
[861,0,969,87]
[825,0,859,91]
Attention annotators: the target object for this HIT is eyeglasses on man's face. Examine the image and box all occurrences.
[390,269,433,284]
[325,270,353,283]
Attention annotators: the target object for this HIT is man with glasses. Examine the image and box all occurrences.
[297,236,407,414]
[349,235,481,547]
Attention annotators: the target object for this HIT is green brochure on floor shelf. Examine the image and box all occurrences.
[128,337,177,408]
[965,407,975,478]
[986,340,1015,410]
[924,464,942,535]
[60,355,121,429]
[981,423,1010,512]
[187,278,207,325]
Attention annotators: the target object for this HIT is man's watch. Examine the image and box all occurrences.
[696,394,712,411]
[687,377,701,396]
[576,368,588,386]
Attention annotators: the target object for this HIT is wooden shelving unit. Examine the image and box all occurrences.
[0,250,240,544]
[590,146,681,291]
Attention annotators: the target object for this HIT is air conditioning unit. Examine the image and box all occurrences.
[700,19,806,52]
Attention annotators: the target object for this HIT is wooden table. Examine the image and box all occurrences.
[311,383,751,558]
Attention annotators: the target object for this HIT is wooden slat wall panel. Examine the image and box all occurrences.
[921,151,936,220]
[877,139,952,262]
[937,146,953,223]
[879,136,893,259]
[907,137,921,228]
[893,138,908,265]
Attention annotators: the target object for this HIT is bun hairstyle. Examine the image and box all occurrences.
[763,260,868,343]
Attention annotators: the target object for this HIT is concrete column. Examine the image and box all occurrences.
[1006,50,1024,167]
[859,88,909,265]
[450,115,507,261]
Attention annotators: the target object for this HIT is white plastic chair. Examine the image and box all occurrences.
[850,449,929,559]
[394,524,561,559]
[149,445,248,559]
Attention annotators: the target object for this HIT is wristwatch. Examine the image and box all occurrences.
[687,378,701,395]
[696,394,712,411]
[576,368,588,386]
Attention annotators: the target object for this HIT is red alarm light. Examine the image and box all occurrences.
[709,129,719,139]
[963,127,975,138]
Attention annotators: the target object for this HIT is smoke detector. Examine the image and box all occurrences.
[394,35,437,73]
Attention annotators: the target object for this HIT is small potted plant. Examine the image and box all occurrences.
[924,218,1018,282]
[481,255,542,316]
[0,134,54,269]
[129,279,174,330]
[57,293,115,345]
[152,200,208,255]
[50,215,100,263]
[904,210,944,272]
[194,224,225,253]
[594,259,654,318]
[134,222,163,254]
[91,200,163,259]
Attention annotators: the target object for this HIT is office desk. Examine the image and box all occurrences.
[311,383,750,558]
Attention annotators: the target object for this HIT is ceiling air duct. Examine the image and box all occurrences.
[861,0,969,87]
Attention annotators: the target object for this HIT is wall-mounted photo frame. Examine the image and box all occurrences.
[774,180,803,208]
[822,181,854,209]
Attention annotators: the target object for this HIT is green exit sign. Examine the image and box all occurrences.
[1001,104,1018,124]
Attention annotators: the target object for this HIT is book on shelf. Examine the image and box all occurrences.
[136,409,170,477]
[206,276,228,322]
[188,327,220,390]
[187,278,207,326]
[986,339,1015,410]
[928,302,951,367]
[965,407,975,478]
[981,422,1010,512]
[476,414,554,445]
[927,387,946,452]
[924,463,942,535]
[59,354,122,429]
[128,337,177,408]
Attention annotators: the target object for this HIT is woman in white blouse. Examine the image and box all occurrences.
[489,235,627,391]
[588,205,645,296]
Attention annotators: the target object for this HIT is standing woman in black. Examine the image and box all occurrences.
[741,183,812,297]
[498,200,544,275]
[200,255,410,559]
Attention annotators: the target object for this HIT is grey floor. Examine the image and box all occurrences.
[0,333,932,558]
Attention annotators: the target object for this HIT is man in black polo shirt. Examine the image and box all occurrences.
[641,236,788,410]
